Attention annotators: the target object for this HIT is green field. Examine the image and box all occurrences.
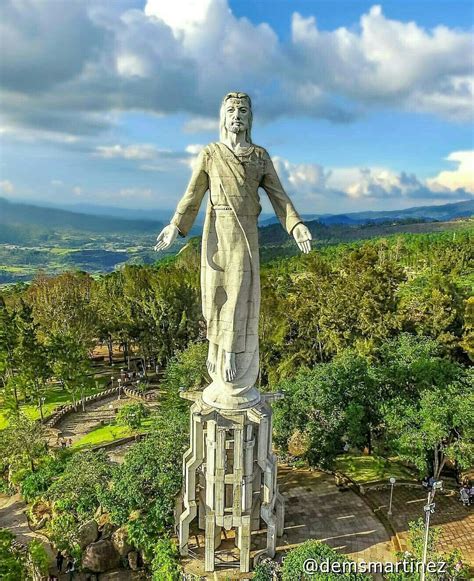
[334,453,417,484]
[72,417,153,449]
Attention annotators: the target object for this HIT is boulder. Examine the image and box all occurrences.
[77,519,99,549]
[128,551,139,571]
[100,522,116,540]
[82,539,121,572]
[111,527,133,557]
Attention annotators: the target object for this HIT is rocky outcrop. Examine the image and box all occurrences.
[82,539,120,572]
[128,551,139,571]
[111,526,133,556]
[77,519,99,549]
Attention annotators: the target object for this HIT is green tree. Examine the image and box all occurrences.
[26,271,97,348]
[48,332,94,410]
[101,410,187,558]
[14,301,51,420]
[0,297,19,407]
[397,272,466,354]
[0,414,47,474]
[46,450,112,521]
[274,350,377,467]
[0,529,25,581]
[384,371,474,479]
[116,402,150,430]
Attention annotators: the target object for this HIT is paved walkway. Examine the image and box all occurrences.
[277,467,394,562]
[366,486,474,567]
[54,393,136,445]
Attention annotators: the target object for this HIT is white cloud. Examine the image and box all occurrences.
[0,180,14,194]
[0,0,472,138]
[272,157,330,200]
[269,152,474,204]
[183,117,219,133]
[290,5,473,120]
[185,144,204,155]
[95,144,165,160]
[427,151,474,193]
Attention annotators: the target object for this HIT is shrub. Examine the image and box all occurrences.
[151,537,180,581]
[281,540,369,581]
[20,453,67,502]
[116,402,150,430]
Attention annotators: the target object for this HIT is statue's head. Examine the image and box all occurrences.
[219,92,253,143]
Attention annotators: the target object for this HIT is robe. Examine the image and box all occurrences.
[171,142,302,389]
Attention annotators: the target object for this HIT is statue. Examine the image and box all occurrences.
[155,92,311,409]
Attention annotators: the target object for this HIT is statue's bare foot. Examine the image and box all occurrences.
[206,342,218,374]
[224,351,237,382]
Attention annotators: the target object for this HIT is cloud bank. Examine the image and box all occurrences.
[1,0,472,139]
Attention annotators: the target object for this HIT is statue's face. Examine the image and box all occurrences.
[224,98,250,135]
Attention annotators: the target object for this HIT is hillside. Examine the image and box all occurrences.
[0,197,472,285]
[0,197,164,242]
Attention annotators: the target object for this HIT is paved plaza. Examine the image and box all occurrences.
[277,467,394,562]
[366,485,474,568]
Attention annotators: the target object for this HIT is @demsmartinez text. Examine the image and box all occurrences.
[302,559,449,575]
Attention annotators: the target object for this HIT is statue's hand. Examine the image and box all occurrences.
[292,223,312,254]
[154,224,179,251]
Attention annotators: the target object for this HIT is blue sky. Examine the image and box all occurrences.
[0,0,472,216]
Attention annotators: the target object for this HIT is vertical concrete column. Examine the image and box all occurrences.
[276,492,285,537]
[215,426,226,519]
[239,514,251,573]
[233,425,244,518]
[205,420,217,511]
[179,407,205,555]
[243,424,254,513]
[205,512,216,572]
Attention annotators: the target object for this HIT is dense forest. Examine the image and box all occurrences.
[0,224,473,578]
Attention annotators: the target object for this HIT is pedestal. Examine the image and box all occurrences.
[178,391,285,573]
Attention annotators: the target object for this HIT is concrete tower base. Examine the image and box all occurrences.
[178,391,285,573]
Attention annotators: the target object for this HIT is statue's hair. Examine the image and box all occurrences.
[219,92,253,143]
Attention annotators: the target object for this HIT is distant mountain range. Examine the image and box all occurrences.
[2,196,473,239]
[259,199,474,226]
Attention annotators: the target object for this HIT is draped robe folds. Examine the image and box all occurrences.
[171,142,302,396]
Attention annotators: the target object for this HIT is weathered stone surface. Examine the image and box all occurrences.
[100,522,116,540]
[77,519,98,549]
[155,91,311,411]
[128,551,139,571]
[111,526,132,556]
[82,539,120,572]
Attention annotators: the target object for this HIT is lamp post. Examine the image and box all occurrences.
[388,477,396,516]
[118,378,122,400]
[421,480,443,581]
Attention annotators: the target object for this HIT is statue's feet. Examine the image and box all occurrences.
[206,342,218,374]
[224,351,237,382]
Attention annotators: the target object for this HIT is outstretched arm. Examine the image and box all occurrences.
[154,149,209,252]
[260,151,312,254]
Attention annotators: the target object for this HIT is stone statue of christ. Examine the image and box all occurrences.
[154,92,311,408]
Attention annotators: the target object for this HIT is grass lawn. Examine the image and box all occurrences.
[0,376,111,430]
[72,417,153,449]
[72,423,134,449]
[334,453,417,484]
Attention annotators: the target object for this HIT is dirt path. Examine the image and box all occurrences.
[0,493,55,565]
